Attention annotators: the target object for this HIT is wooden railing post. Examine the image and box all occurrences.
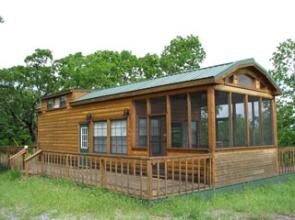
[66,154,70,177]
[147,159,153,199]
[22,150,26,171]
[41,152,45,176]
[100,158,105,187]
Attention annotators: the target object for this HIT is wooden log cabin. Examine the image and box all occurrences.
[37,58,280,192]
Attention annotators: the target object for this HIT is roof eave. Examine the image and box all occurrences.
[41,89,92,100]
[214,60,281,96]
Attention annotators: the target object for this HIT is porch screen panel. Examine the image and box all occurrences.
[111,120,127,154]
[150,96,166,115]
[215,91,230,147]
[232,93,246,146]
[262,98,273,145]
[190,92,208,148]
[135,100,147,147]
[248,96,261,145]
[170,94,188,148]
[94,121,107,153]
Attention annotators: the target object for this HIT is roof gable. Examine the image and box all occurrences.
[72,58,280,105]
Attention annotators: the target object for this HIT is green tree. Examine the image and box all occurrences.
[56,50,139,90]
[0,49,57,145]
[0,16,4,23]
[56,35,206,89]
[138,53,163,79]
[160,35,206,74]
[270,39,295,146]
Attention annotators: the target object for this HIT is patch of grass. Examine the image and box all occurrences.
[0,169,294,219]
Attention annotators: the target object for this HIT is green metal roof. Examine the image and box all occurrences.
[73,58,279,103]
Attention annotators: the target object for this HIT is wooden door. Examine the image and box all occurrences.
[150,116,166,156]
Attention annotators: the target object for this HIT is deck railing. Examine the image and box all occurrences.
[9,148,27,170]
[24,150,212,199]
[0,147,24,168]
[279,147,295,174]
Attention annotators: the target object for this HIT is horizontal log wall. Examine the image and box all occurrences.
[215,148,277,186]
[38,98,146,155]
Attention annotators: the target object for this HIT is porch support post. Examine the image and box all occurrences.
[166,96,171,149]
[147,98,151,156]
[245,94,250,146]
[147,159,153,199]
[207,87,216,188]
[187,93,192,148]
[89,120,94,153]
[272,97,279,174]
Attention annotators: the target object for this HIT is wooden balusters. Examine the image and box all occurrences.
[19,150,213,199]
[279,147,295,174]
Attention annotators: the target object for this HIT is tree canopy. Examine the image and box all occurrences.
[0,35,206,146]
[270,39,295,146]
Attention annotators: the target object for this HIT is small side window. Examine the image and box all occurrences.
[47,99,53,110]
[238,74,255,88]
[60,96,67,108]
[53,98,60,108]
[225,75,234,84]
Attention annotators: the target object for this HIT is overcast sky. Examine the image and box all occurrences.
[0,0,294,70]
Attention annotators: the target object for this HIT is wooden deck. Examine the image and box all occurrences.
[28,161,209,199]
[24,151,212,199]
[2,146,294,199]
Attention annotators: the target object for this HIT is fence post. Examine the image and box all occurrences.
[24,159,29,176]
[7,153,10,168]
[22,151,26,171]
[147,159,153,199]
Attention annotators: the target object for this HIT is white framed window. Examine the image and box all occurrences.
[94,121,107,153]
[111,120,127,154]
[80,125,89,152]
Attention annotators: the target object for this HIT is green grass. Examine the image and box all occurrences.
[0,169,294,219]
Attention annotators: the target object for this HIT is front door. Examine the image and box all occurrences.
[150,116,166,156]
